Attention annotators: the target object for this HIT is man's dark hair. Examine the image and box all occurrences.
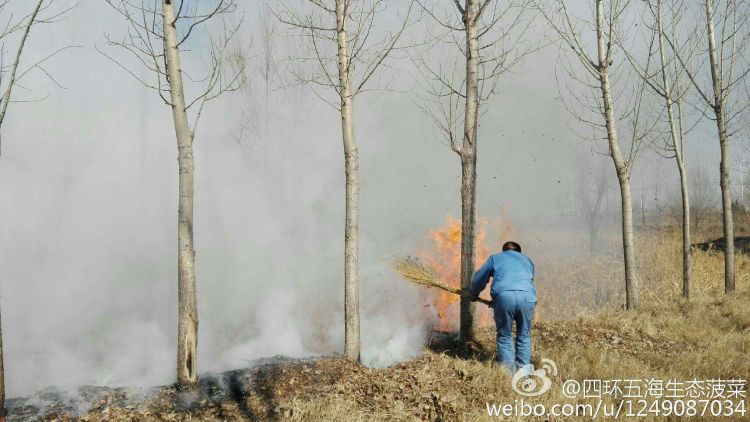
[502,241,522,253]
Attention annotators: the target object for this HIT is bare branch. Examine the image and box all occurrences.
[103,0,245,135]
[0,0,45,136]
[0,0,76,154]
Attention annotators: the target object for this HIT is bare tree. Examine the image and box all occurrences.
[0,1,74,417]
[102,0,245,388]
[233,3,281,145]
[258,4,279,137]
[414,0,537,341]
[536,0,656,309]
[578,152,612,253]
[664,0,750,293]
[691,165,719,232]
[635,155,668,228]
[733,118,749,210]
[278,0,413,361]
[624,0,697,298]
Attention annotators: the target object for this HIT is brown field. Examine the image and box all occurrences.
[11,227,750,421]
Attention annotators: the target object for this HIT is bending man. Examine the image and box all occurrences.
[469,241,536,372]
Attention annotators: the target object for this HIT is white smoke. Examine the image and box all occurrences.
[2,0,717,401]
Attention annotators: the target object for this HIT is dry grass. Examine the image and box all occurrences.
[256,228,750,421]
[290,228,750,421]
[530,227,750,320]
[280,288,750,421]
[25,227,750,421]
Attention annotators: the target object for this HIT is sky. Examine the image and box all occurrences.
[0,0,746,397]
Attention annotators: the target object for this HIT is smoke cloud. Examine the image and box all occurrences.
[0,0,732,399]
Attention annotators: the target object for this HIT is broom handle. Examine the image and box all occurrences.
[476,297,494,307]
[442,285,493,307]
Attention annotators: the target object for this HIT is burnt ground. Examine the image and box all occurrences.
[693,236,750,254]
[5,320,693,422]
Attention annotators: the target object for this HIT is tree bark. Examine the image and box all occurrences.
[459,0,480,343]
[596,0,639,309]
[704,0,735,293]
[617,176,639,308]
[655,0,691,298]
[335,0,360,361]
[163,0,198,387]
[676,154,691,298]
[718,118,735,292]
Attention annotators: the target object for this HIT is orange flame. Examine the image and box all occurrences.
[418,212,515,332]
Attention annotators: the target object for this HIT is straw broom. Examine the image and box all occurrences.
[393,256,493,307]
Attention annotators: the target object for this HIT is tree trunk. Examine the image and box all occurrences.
[596,0,639,309]
[163,0,198,387]
[704,0,735,293]
[459,154,477,341]
[618,176,639,309]
[588,220,598,253]
[655,0,691,298]
[0,2,46,414]
[718,124,735,292]
[335,0,360,361]
[459,0,480,343]
[675,77,692,301]
[677,156,691,298]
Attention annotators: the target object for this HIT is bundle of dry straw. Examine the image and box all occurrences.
[393,256,493,306]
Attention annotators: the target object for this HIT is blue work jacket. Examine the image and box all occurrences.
[469,250,536,299]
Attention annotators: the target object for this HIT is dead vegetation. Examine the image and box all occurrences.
[8,228,750,421]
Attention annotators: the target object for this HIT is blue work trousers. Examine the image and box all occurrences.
[493,290,536,372]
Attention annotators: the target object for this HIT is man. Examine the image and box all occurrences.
[469,241,536,372]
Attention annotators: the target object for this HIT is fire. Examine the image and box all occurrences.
[418,212,515,332]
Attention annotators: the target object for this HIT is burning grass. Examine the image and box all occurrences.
[412,214,513,331]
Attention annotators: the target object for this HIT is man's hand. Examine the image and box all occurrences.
[465,294,493,307]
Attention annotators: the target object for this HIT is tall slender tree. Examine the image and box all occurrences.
[653,0,694,298]
[258,4,279,138]
[278,0,413,361]
[102,0,245,388]
[537,0,655,309]
[414,0,537,341]
[0,1,74,417]
[624,0,697,298]
[577,151,612,254]
[663,0,750,293]
[690,164,718,231]
[738,115,750,209]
